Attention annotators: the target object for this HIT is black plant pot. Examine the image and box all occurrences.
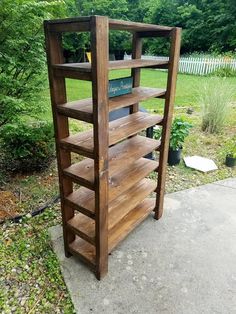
[168,147,182,166]
[225,155,236,167]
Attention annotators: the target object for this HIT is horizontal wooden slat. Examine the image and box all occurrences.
[109,18,172,33]
[109,198,155,252]
[68,236,95,269]
[45,16,172,33]
[52,59,169,78]
[108,178,156,230]
[53,67,92,81]
[67,214,95,245]
[66,179,156,247]
[63,135,160,188]
[109,86,166,111]
[60,112,162,157]
[57,87,166,121]
[57,98,93,123]
[108,59,169,70]
[64,157,158,217]
[45,20,90,33]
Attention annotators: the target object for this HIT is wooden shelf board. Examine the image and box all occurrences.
[68,236,95,269]
[108,178,156,230]
[65,187,95,219]
[67,214,95,245]
[53,59,169,77]
[60,111,162,157]
[108,198,155,252]
[109,87,166,112]
[46,16,172,33]
[64,157,158,217]
[109,18,172,33]
[63,135,160,188]
[57,98,93,123]
[66,179,156,249]
[56,87,166,120]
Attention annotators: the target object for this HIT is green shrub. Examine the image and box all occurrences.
[169,117,192,150]
[211,66,236,77]
[0,121,55,172]
[223,137,236,158]
[153,117,192,150]
[199,78,234,134]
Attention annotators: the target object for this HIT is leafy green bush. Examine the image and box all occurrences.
[153,117,192,150]
[0,121,55,172]
[169,117,192,150]
[0,0,65,129]
[224,137,236,158]
[199,78,234,133]
[211,66,236,77]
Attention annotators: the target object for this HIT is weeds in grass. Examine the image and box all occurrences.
[199,78,234,133]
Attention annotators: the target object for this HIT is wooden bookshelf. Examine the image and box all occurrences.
[44,15,181,279]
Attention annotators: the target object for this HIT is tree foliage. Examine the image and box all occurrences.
[0,0,65,128]
[149,0,236,54]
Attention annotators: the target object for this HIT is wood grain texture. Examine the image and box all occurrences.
[63,135,160,188]
[109,18,172,32]
[154,27,181,220]
[57,98,93,123]
[108,198,156,252]
[131,32,142,113]
[52,59,169,75]
[60,112,163,157]
[44,22,74,257]
[90,16,109,280]
[57,87,166,120]
[66,179,156,250]
[68,236,96,269]
[64,157,158,218]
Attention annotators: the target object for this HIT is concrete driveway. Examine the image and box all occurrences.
[49,178,236,314]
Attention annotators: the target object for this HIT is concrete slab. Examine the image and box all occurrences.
[49,178,236,314]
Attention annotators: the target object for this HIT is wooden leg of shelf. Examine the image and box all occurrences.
[154,192,164,220]
[95,259,108,280]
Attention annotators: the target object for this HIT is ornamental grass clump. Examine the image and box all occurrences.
[199,78,234,133]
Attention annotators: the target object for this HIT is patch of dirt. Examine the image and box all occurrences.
[0,191,19,221]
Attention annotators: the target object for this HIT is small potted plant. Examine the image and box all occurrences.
[153,117,192,166]
[168,117,192,166]
[224,138,236,167]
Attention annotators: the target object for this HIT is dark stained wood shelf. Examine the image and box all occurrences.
[68,236,96,269]
[109,87,166,111]
[108,198,156,252]
[60,111,162,157]
[67,214,95,245]
[64,158,158,218]
[57,98,94,123]
[53,59,169,79]
[66,179,156,248]
[108,179,156,230]
[45,16,173,35]
[57,87,166,122]
[45,15,181,279]
[63,135,160,188]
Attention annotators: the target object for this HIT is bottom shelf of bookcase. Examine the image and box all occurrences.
[68,198,155,267]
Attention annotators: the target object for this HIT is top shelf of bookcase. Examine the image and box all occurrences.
[45,16,173,35]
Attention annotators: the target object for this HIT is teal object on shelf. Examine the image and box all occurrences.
[108,76,133,98]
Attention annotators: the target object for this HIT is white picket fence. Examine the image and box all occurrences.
[124,54,236,75]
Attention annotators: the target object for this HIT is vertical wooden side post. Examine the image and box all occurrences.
[44,23,75,255]
[90,16,109,280]
[154,27,181,220]
[130,32,142,113]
